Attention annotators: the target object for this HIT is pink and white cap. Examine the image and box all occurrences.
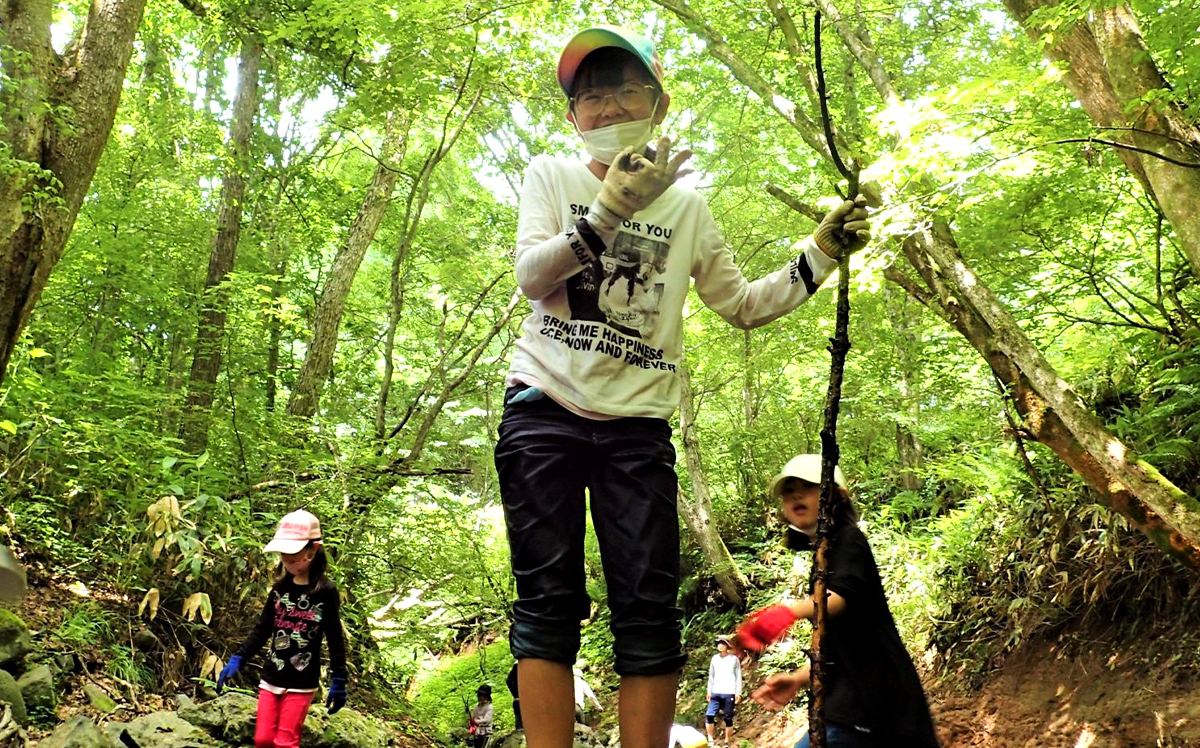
[263,509,322,554]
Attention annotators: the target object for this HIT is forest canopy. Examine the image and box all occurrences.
[1,0,1198,730]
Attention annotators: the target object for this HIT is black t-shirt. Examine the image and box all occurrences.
[798,523,939,746]
[235,577,347,690]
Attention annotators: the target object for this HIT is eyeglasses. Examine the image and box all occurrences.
[571,83,659,117]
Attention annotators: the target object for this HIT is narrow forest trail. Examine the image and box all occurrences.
[931,643,1200,748]
[6,580,437,748]
[725,646,1200,748]
[11,575,1200,748]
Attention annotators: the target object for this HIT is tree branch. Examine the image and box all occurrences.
[395,291,522,468]
[883,265,933,307]
[766,183,825,223]
[763,0,821,106]
[1049,138,1200,169]
[226,466,473,498]
[385,273,508,443]
[650,0,834,163]
[176,0,207,17]
[812,0,899,105]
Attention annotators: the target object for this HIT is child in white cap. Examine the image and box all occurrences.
[736,456,939,747]
[495,23,871,748]
[217,510,349,748]
[704,636,741,747]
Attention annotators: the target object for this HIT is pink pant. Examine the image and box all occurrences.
[254,689,314,748]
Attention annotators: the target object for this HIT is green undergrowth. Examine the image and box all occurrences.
[409,639,515,743]
[923,444,1200,687]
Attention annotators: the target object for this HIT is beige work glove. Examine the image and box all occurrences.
[595,136,694,219]
[814,195,871,259]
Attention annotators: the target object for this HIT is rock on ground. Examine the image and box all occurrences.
[105,711,222,748]
[17,664,55,716]
[175,693,258,744]
[0,610,31,669]
[0,669,26,727]
[38,716,111,748]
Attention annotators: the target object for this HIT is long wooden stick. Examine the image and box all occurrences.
[809,10,859,748]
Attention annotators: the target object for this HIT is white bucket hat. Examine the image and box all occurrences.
[768,454,847,498]
[263,509,322,554]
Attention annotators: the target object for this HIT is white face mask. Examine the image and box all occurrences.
[577,117,656,165]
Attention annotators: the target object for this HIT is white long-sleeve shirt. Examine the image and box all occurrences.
[707,652,742,696]
[470,702,493,735]
[508,154,837,419]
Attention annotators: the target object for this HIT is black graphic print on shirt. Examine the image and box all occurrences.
[267,591,324,672]
[566,205,671,340]
[234,579,347,690]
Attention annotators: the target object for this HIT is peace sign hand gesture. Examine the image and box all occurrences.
[596,136,694,219]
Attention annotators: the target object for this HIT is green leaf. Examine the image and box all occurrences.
[0,421,15,435]
[199,592,212,625]
[195,451,210,469]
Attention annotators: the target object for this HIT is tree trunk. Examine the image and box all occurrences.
[262,55,285,414]
[376,302,402,440]
[265,253,287,413]
[374,196,423,440]
[374,89,482,439]
[288,115,410,417]
[895,426,923,493]
[179,37,262,453]
[0,0,149,387]
[678,361,750,609]
[1002,0,1200,281]
[395,291,521,467]
[917,223,1200,558]
[884,283,924,493]
[739,329,760,506]
[887,225,1200,570]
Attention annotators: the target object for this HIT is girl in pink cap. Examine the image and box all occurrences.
[495,24,871,748]
[217,510,349,748]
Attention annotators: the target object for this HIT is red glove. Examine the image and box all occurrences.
[735,604,798,652]
[469,718,476,734]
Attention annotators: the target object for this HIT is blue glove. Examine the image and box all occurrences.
[216,655,242,693]
[325,677,347,714]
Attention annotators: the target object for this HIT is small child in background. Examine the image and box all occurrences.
[217,510,348,748]
[735,456,938,748]
[469,684,494,748]
[704,636,741,747]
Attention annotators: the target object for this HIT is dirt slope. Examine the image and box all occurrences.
[728,642,1200,748]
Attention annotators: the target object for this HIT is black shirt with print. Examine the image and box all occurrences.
[235,577,347,690]
[798,522,940,746]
